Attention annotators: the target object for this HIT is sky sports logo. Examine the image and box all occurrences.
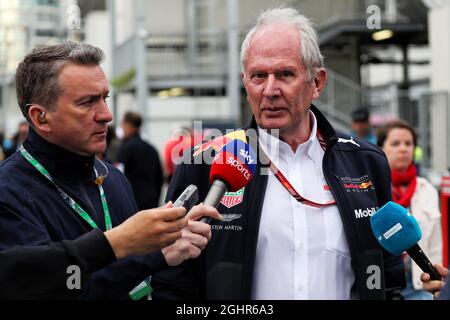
[209,140,257,189]
[354,207,379,219]
[227,156,252,180]
[239,149,255,165]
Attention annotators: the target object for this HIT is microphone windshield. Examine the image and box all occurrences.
[370,201,422,256]
[210,140,257,192]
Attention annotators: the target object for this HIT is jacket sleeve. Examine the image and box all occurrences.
[382,252,406,300]
[0,196,167,300]
[0,229,115,299]
[79,251,168,299]
[440,281,450,300]
[424,183,443,266]
[374,153,407,300]
[78,170,169,299]
[151,162,203,300]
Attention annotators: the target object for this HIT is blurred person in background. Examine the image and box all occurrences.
[0,132,4,162]
[12,121,29,151]
[377,120,442,300]
[97,125,120,163]
[351,108,376,145]
[162,127,199,183]
[116,111,163,210]
[1,122,29,160]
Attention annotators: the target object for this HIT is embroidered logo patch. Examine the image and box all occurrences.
[340,175,375,192]
[220,188,245,208]
[338,137,360,148]
[220,214,242,223]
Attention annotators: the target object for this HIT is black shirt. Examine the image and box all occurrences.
[117,134,163,210]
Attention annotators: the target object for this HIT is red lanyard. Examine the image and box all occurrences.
[262,131,336,208]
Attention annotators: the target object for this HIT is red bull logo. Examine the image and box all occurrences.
[193,136,231,157]
[192,130,248,157]
[359,181,373,189]
[343,180,374,191]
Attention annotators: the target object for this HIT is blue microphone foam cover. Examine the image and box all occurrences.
[370,201,422,256]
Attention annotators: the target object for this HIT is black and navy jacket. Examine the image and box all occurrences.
[116,133,163,211]
[0,128,167,299]
[152,105,406,300]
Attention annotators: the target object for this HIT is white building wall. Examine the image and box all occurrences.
[428,1,450,172]
[0,0,68,137]
[85,11,112,78]
[429,2,450,93]
[144,0,185,33]
[115,0,135,45]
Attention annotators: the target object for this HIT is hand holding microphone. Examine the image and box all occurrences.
[370,201,442,280]
[420,264,448,299]
[200,139,257,223]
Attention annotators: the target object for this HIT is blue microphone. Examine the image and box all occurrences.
[370,201,441,280]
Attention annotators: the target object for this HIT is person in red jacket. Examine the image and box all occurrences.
[163,127,202,182]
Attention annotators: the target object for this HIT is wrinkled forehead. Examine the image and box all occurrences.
[245,24,303,68]
[58,63,109,93]
[252,24,299,48]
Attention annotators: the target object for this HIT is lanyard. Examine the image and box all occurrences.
[261,131,336,209]
[20,147,112,231]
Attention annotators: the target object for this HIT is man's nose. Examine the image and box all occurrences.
[95,100,113,123]
[262,74,280,98]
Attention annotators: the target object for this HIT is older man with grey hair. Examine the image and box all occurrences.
[151,7,405,300]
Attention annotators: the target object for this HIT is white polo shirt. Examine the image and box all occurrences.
[251,112,356,300]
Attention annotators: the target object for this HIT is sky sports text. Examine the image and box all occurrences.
[225,156,252,180]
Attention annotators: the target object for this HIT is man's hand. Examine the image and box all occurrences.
[104,202,187,259]
[162,204,222,266]
[421,264,448,299]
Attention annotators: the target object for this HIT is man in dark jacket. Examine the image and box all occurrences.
[0,203,219,299]
[151,7,405,300]
[116,111,163,210]
[0,42,219,299]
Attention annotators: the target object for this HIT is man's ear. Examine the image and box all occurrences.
[28,105,51,133]
[311,68,327,100]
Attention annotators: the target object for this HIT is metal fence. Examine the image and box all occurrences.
[420,92,450,172]
[370,90,450,172]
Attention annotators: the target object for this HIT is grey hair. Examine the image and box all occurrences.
[240,7,324,80]
[15,41,105,123]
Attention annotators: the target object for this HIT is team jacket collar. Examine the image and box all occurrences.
[248,104,338,146]
[23,128,96,182]
[257,110,322,164]
[247,104,339,164]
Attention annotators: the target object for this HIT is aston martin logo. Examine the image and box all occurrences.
[220,214,242,223]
